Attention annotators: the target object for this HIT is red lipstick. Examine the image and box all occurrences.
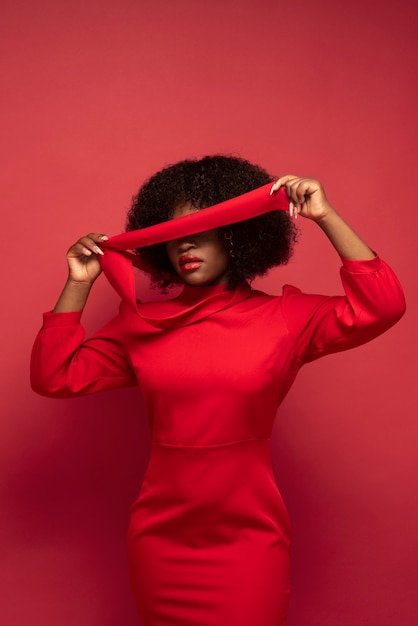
[179,254,202,271]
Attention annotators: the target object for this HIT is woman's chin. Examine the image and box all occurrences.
[178,271,227,288]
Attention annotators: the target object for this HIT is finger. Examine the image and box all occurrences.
[71,236,105,256]
[270,175,299,195]
[282,181,301,205]
[270,180,279,195]
[83,234,109,254]
[272,181,294,218]
[286,179,318,205]
[296,180,317,204]
[290,181,309,205]
[289,201,300,218]
[73,243,99,257]
[86,233,108,242]
[289,201,301,219]
[276,174,299,186]
[272,177,300,217]
[279,177,305,205]
[67,243,93,257]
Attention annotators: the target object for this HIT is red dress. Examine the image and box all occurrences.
[31,187,405,625]
[32,257,404,626]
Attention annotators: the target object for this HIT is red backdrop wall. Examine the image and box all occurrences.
[1,1,417,624]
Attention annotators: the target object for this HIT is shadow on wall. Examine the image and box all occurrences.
[3,387,150,625]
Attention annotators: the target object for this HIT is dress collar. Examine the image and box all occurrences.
[135,282,252,329]
[178,282,230,304]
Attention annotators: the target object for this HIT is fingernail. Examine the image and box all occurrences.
[95,246,104,255]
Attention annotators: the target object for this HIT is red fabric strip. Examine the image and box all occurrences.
[99,183,289,309]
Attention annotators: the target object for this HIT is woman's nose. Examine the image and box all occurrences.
[177,238,196,252]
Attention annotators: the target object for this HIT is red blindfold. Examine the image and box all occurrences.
[99,183,289,309]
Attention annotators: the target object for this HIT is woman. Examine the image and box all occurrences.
[31,155,405,626]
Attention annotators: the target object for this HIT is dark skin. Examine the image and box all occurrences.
[53,176,375,313]
[165,203,231,287]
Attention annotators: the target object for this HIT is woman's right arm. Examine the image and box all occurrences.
[31,233,138,397]
[53,232,108,312]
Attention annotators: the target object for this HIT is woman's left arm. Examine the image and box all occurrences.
[271,175,376,260]
[271,175,405,361]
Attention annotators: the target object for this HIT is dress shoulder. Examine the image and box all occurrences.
[276,255,405,362]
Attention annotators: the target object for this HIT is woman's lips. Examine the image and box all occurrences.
[179,254,202,271]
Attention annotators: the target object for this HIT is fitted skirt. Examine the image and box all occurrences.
[128,437,291,625]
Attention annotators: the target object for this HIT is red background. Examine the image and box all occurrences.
[1,1,417,624]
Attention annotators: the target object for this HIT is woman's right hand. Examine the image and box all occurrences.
[66,233,108,285]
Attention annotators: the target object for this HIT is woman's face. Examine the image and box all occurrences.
[165,203,230,287]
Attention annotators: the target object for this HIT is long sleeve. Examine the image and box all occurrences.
[30,307,138,398]
[280,255,406,363]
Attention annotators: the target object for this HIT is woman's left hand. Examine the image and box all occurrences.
[270,175,334,222]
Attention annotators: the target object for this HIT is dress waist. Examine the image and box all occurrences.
[129,437,291,546]
[151,435,271,449]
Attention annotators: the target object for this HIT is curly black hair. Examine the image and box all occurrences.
[126,155,298,289]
